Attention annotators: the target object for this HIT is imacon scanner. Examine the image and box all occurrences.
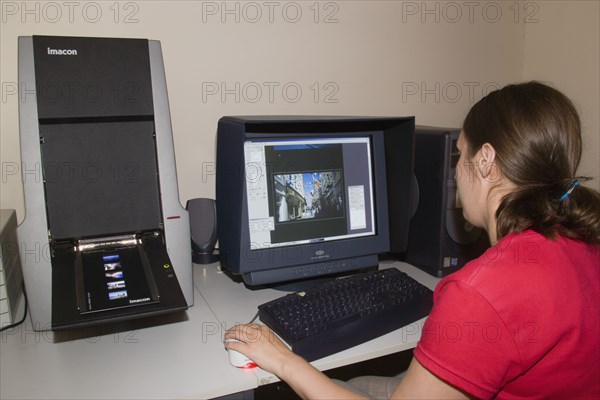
[17,36,193,330]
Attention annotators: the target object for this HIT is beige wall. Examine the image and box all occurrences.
[522,0,600,190]
[1,1,598,222]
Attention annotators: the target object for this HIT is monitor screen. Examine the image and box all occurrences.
[244,137,376,250]
[216,116,415,286]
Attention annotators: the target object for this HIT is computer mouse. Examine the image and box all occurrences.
[224,339,257,369]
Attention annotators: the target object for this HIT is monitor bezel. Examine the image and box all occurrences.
[216,116,414,286]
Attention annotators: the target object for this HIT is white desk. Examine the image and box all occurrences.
[0,260,439,399]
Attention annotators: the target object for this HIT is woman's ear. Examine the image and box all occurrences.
[477,143,499,182]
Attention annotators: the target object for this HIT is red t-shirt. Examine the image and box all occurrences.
[414,230,600,399]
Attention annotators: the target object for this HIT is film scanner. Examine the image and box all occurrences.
[17,36,193,331]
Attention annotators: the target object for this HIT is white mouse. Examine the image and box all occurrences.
[224,339,257,369]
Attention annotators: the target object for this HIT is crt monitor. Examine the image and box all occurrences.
[216,116,415,286]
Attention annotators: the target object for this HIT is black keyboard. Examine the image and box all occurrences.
[258,268,434,361]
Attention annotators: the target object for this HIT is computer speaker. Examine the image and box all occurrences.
[186,198,219,264]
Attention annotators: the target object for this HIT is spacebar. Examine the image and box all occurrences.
[325,312,361,329]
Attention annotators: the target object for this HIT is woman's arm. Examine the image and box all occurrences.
[225,324,468,400]
[391,358,468,400]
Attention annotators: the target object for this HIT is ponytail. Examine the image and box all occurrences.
[496,178,600,244]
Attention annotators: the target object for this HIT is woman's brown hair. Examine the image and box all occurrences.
[462,81,600,244]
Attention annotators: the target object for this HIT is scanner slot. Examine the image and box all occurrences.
[137,239,161,303]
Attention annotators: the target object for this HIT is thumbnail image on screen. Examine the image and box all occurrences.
[106,270,124,279]
[108,290,128,300]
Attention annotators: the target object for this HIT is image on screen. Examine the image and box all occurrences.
[245,137,376,250]
[273,170,344,223]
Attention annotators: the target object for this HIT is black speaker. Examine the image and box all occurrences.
[405,126,490,277]
[186,198,219,264]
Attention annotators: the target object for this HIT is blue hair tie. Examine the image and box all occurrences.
[559,179,581,202]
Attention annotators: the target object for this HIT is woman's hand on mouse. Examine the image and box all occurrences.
[224,324,302,377]
[225,323,369,399]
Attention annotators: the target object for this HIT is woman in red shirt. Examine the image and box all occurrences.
[225,81,600,399]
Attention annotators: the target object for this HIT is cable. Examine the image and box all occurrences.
[0,283,28,332]
[248,310,260,324]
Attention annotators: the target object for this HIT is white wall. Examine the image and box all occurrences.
[1,1,598,222]
[522,0,600,190]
